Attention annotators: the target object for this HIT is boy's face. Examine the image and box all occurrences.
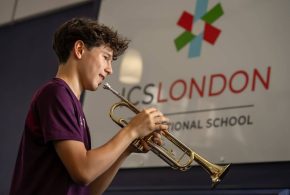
[78,44,113,91]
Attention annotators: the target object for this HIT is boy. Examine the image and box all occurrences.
[10,17,168,195]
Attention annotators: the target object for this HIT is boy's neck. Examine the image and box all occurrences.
[55,63,83,100]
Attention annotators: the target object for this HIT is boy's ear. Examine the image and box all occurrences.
[74,40,85,59]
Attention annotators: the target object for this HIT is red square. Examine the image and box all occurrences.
[177,11,193,31]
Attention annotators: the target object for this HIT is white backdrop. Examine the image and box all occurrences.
[83,0,290,168]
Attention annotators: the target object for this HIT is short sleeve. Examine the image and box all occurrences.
[36,84,83,143]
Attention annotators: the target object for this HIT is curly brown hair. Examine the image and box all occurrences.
[53,17,130,63]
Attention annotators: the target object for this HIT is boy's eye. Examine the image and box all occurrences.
[104,55,110,61]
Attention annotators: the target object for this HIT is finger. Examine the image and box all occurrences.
[154,123,169,131]
[152,110,163,118]
[145,108,163,117]
[152,132,162,145]
[152,131,161,139]
[144,107,158,114]
[155,116,170,126]
[140,139,151,151]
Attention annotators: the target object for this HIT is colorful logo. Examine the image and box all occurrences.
[174,0,224,58]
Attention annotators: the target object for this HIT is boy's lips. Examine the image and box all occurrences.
[97,74,105,86]
[99,74,105,81]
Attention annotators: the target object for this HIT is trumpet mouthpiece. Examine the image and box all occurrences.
[103,82,111,90]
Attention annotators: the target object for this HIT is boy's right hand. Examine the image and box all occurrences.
[127,107,169,139]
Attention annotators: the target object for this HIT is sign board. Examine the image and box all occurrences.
[83,0,290,168]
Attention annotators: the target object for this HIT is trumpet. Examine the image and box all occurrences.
[103,82,230,188]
